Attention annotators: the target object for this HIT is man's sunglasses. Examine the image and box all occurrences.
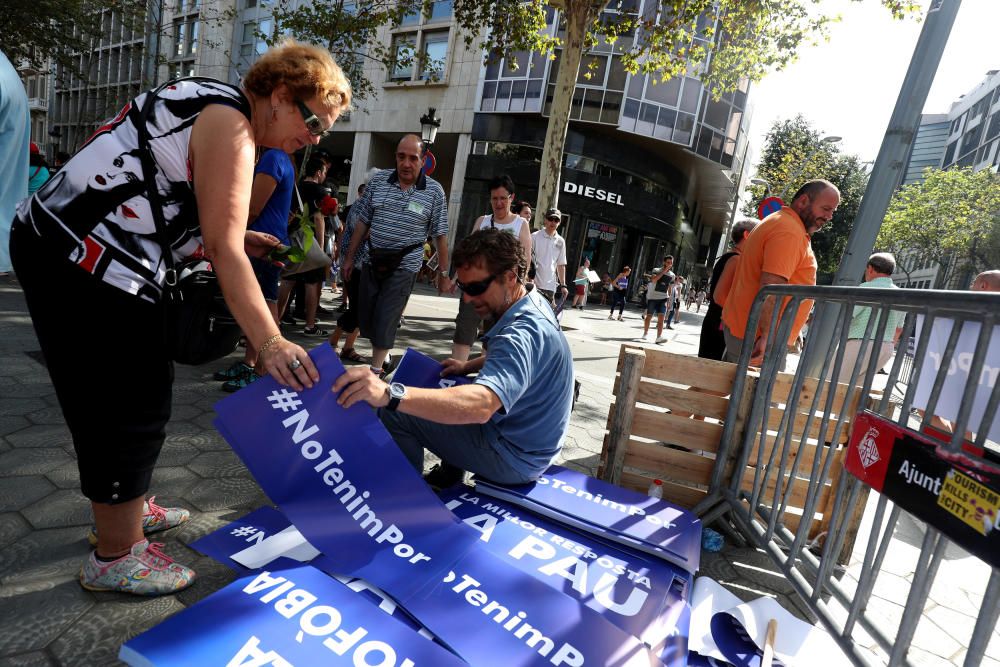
[456,274,498,297]
[295,100,331,137]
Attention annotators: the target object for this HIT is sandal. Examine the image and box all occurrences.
[340,347,364,363]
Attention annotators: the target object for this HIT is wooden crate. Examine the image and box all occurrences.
[597,344,871,564]
[597,346,747,509]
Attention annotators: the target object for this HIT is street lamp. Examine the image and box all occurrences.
[419,108,441,147]
[750,177,771,195]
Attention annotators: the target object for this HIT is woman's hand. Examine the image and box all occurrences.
[440,358,468,377]
[259,337,319,391]
[244,230,281,259]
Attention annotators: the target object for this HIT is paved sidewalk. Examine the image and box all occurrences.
[0,276,994,665]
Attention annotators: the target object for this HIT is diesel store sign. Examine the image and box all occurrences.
[563,181,625,206]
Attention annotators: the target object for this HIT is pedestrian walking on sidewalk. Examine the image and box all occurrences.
[639,255,674,342]
[571,258,591,310]
[451,174,532,361]
[10,41,350,596]
[608,266,631,320]
[341,134,453,377]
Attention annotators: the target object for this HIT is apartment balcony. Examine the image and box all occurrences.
[28,97,49,113]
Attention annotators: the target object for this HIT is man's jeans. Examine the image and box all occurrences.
[379,409,537,485]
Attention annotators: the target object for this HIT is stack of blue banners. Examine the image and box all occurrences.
[121,345,700,666]
[472,466,702,574]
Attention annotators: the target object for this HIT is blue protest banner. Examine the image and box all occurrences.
[214,344,479,601]
[120,565,465,667]
[474,466,702,573]
[189,508,439,642]
[190,506,315,574]
[440,489,691,667]
[405,547,659,667]
[213,344,660,666]
[392,348,471,389]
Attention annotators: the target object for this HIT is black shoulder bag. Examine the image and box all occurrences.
[136,82,242,365]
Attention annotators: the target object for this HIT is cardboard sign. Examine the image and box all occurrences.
[845,412,999,568]
[120,565,464,667]
[212,345,659,666]
[441,488,692,667]
[475,466,702,573]
[911,316,1000,442]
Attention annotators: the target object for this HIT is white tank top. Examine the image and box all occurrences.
[477,213,526,236]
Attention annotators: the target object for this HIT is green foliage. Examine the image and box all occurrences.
[1,0,148,76]
[273,0,914,105]
[878,167,1000,287]
[270,0,555,102]
[746,115,870,274]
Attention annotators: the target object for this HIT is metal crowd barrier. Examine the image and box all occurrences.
[694,284,1000,666]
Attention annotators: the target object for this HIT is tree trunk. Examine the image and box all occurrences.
[535,0,593,229]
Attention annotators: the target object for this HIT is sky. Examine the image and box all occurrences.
[747,0,1000,166]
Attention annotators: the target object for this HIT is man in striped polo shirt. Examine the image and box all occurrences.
[342,134,452,374]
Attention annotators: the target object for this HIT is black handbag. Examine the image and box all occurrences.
[137,80,242,365]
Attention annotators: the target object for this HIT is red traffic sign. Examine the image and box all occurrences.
[422,150,437,176]
[757,196,784,220]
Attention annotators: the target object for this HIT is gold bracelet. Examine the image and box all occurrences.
[258,334,283,358]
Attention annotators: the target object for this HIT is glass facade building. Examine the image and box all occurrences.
[469,4,751,286]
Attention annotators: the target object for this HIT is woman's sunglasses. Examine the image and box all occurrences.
[456,274,497,297]
[295,100,331,137]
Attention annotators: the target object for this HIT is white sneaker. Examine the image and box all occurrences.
[639,333,653,342]
[655,335,669,344]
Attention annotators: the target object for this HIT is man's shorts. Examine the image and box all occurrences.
[285,266,326,285]
[646,297,668,316]
[250,256,282,302]
[358,263,417,350]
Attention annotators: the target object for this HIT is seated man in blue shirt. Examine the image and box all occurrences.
[332,228,574,485]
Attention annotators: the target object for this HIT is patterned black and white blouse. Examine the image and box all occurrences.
[14,78,251,302]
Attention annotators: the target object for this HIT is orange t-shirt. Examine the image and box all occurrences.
[721,207,817,346]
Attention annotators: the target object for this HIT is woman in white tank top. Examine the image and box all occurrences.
[451,175,533,361]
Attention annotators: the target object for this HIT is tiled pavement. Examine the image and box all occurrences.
[0,275,995,666]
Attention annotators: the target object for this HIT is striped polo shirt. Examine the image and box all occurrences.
[353,168,448,273]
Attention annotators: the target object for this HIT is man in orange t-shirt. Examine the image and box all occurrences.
[721,179,840,368]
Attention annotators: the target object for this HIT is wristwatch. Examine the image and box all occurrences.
[439,271,450,279]
[386,382,407,411]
